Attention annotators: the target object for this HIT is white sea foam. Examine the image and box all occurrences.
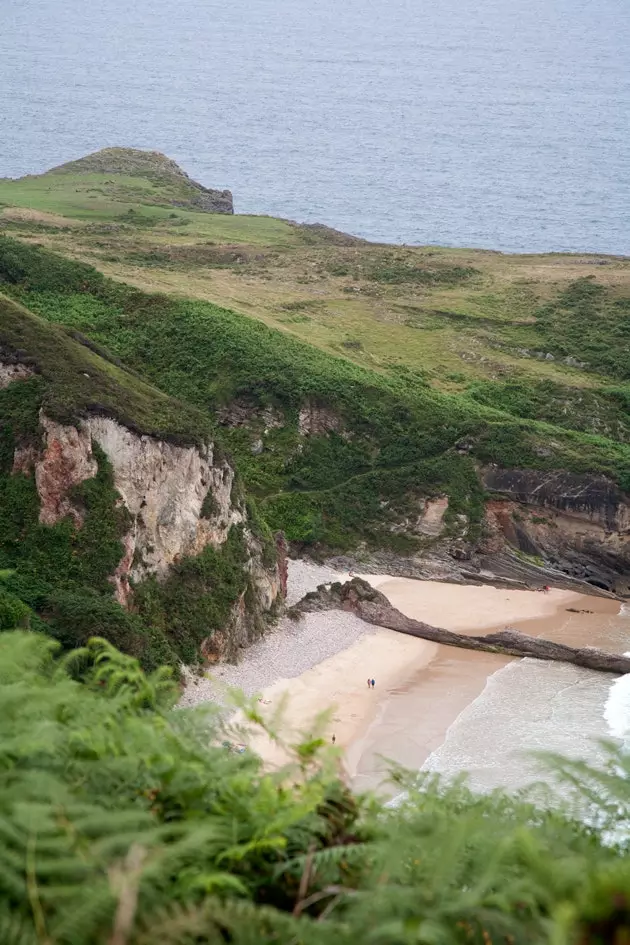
[604,651,630,740]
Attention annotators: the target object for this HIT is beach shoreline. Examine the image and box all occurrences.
[182,561,620,792]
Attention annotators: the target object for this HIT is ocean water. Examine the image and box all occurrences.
[2,0,629,253]
[424,605,630,794]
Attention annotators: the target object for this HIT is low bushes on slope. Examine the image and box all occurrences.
[0,292,213,446]
[1,629,630,945]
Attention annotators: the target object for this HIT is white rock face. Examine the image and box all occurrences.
[28,413,244,604]
[0,362,34,389]
[85,417,243,585]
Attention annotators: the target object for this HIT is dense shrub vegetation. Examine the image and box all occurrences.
[533,278,630,380]
[1,629,630,945]
[2,237,629,554]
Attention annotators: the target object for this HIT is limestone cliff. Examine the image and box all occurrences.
[0,359,283,658]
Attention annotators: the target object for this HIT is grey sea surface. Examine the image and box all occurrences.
[2,0,629,253]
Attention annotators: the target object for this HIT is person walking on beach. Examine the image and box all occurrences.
[371,678,375,689]
[332,734,336,745]
[367,678,371,688]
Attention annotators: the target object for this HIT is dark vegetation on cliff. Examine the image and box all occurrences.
[2,628,630,945]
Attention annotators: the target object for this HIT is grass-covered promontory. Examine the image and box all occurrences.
[2,628,630,945]
[2,236,629,554]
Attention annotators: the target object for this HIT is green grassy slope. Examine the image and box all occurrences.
[0,292,213,444]
[0,146,234,216]
[2,151,629,453]
[2,236,628,556]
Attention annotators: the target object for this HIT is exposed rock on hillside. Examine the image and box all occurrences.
[298,401,344,436]
[482,468,628,530]
[217,398,284,431]
[0,354,283,661]
[21,410,254,606]
[35,414,98,528]
[482,468,630,594]
[0,362,34,388]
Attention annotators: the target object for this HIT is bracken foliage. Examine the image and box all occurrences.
[1,630,630,945]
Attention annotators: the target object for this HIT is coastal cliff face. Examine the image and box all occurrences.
[31,412,246,604]
[214,390,630,595]
[481,468,630,594]
[0,360,282,660]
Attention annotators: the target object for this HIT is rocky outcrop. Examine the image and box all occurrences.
[298,578,630,675]
[416,496,449,536]
[29,413,243,594]
[216,398,284,432]
[201,532,284,663]
[276,532,289,598]
[482,468,629,531]
[482,468,630,594]
[13,413,284,629]
[298,401,344,436]
[35,414,97,526]
[85,417,242,588]
[0,362,34,389]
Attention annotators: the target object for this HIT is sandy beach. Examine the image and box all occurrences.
[182,561,621,792]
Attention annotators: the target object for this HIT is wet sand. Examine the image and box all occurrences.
[234,626,436,773]
[210,566,619,790]
[350,579,621,793]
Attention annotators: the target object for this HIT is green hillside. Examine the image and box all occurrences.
[2,236,629,557]
[1,149,629,632]
[0,146,234,218]
[2,151,629,407]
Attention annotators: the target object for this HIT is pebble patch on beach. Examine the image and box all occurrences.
[179,560,369,708]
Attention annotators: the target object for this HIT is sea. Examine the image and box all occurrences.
[2,0,629,253]
[422,602,630,796]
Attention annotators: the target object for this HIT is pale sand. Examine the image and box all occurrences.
[350,578,620,792]
[234,627,435,772]
[199,564,615,789]
[366,576,583,634]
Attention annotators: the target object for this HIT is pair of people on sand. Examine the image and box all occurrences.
[367,678,376,689]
